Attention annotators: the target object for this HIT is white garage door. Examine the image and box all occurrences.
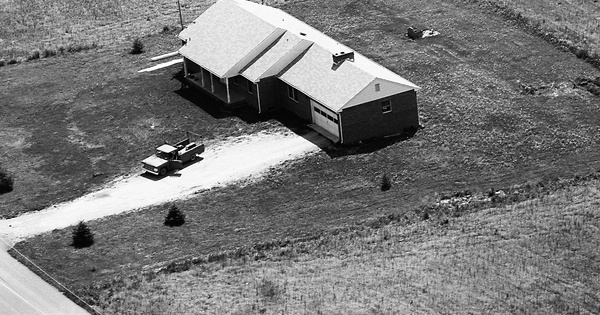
[310,100,339,138]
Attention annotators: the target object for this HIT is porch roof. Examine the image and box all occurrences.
[178,0,277,78]
[240,32,304,82]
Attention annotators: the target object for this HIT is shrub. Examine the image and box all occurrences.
[164,204,185,227]
[380,173,391,191]
[0,167,13,194]
[42,48,57,58]
[162,25,171,33]
[256,278,284,300]
[0,59,5,67]
[130,38,144,54]
[27,50,40,61]
[72,221,94,248]
[7,58,18,65]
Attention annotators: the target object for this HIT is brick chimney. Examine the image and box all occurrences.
[332,51,354,65]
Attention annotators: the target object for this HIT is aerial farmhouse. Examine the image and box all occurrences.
[178,0,420,144]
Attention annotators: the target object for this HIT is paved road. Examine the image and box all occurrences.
[0,130,325,314]
[0,240,89,315]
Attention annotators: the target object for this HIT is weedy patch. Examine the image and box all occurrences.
[574,77,600,96]
[256,278,285,301]
[518,81,588,97]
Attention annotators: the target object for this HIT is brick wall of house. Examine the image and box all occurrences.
[275,79,312,121]
[339,90,418,143]
[257,77,278,112]
[228,75,259,110]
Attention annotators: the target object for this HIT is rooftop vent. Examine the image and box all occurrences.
[332,51,354,65]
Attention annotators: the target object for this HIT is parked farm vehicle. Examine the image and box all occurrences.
[407,26,440,40]
[142,138,205,175]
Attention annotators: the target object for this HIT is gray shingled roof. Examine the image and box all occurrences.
[179,0,420,112]
[178,0,277,78]
[240,32,304,82]
[278,44,375,111]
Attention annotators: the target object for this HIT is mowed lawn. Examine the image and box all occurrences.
[0,31,277,218]
[8,0,600,307]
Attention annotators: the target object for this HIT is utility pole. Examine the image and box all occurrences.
[177,0,184,30]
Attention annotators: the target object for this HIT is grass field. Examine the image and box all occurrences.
[1,0,599,63]
[465,0,600,58]
[0,0,211,61]
[45,178,600,314]
[7,0,600,308]
[3,0,600,312]
[0,30,284,218]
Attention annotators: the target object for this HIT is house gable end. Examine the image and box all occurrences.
[342,78,418,110]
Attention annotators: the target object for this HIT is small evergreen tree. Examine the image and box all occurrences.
[0,167,13,194]
[130,38,144,54]
[381,173,391,191]
[164,204,185,227]
[72,221,94,248]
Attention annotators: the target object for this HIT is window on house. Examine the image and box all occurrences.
[232,77,238,85]
[375,83,380,92]
[247,80,254,94]
[382,99,392,114]
[288,85,299,102]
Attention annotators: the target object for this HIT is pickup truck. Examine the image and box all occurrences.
[142,138,205,175]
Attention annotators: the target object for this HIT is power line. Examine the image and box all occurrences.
[0,236,102,315]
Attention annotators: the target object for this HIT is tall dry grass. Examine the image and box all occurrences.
[0,0,213,60]
[463,0,600,58]
[95,180,600,314]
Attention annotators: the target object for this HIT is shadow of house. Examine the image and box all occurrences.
[175,0,421,148]
[175,86,266,124]
[174,72,416,158]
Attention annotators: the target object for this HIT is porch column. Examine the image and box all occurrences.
[226,78,231,103]
[200,67,205,86]
[210,73,214,93]
[256,82,262,113]
[183,58,188,76]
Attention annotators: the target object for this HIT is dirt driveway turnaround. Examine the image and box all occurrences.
[0,130,327,244]
[0,129,326,315]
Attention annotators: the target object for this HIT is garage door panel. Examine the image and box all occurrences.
[310,100,339,137]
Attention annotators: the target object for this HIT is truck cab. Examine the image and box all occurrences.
[142,138,205,176]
